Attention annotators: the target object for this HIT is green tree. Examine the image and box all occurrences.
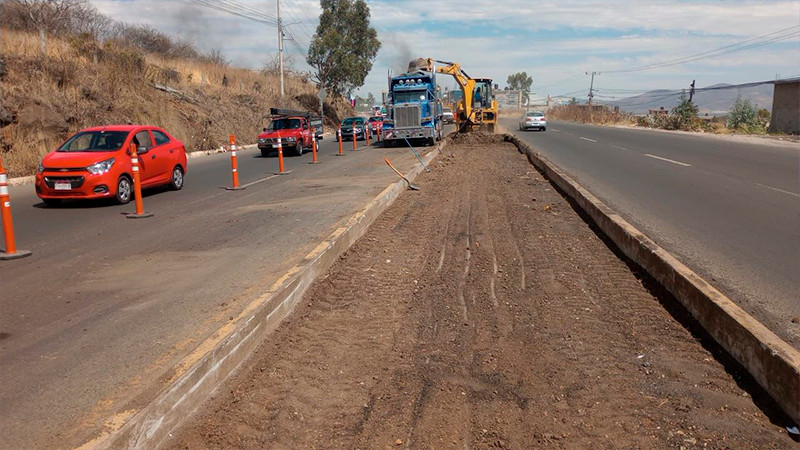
[727,95,767,133]
[506,71,533,103]
[307,0,380,97]
[671,91,698,130]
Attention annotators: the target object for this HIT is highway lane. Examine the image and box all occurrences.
[0,133,441,449]
[502,118,800,348]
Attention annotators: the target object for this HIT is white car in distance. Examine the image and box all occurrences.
[519,111,546,131]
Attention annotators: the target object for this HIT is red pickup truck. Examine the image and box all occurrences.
[258,109,323,157]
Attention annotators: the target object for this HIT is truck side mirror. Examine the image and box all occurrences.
[263,127,267,132]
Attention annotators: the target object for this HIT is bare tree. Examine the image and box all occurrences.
[8,0,86,54]
[69,3,112,40]
[204,49,229,67]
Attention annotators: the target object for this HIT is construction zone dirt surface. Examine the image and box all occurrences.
[169,136,791,449]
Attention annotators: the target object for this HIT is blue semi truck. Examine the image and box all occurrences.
[380,69,442,147]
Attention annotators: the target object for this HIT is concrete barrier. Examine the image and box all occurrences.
[85,140,446,449]
[503,133,800,424]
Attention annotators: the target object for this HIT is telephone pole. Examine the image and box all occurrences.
[586,71,599,105]
[689,79,696,102]
[277,0,284,97]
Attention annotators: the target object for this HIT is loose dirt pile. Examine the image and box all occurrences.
[169,138,790,448]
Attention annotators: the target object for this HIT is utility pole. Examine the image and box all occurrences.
[689,79,696,102]
[586,71,599,106]
[277,0,284,97]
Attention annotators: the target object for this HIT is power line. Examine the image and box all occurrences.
[189,0,278,26]
[604,25,800,73]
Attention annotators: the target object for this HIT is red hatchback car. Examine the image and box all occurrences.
[36,125,187,206]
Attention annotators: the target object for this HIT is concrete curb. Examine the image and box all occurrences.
[86,140,446,449]
[503,133,800,424]
[5,145,259,186]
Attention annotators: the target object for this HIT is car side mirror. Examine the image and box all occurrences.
[263,127,267,132]
[137,146,148,154]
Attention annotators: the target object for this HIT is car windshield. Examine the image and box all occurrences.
[443,108,452,113]
[368,117,383,122]
[271,118,302,130]
[527,112,544,117]
[342,118,364,125]
[57,131,128,152]
[394,90,426,103]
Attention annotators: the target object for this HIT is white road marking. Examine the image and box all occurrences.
[611,145,628,151]
[644,153,691,167]
[551,129,560,133]
[580,137,597,143]
[753,182,800,199]
[241,174,279,188]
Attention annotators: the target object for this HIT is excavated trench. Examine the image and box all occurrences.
[169,134,790,449]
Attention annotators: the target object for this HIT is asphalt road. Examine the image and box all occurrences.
[0,134,440,449]
[502,118,800,348]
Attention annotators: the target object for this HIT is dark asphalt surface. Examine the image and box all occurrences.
[0,134,440,449]
[502,118,800,348]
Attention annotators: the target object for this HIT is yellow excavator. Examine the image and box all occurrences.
[408,58,498,133]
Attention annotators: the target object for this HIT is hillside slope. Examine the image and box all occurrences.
[0,29,350,177]
[607,83,774,115]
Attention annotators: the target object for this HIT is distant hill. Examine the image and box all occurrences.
[607,83,774,115]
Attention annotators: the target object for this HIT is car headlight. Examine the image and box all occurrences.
[38,163,45,173]
[287,136,296,141]
[87,158,115,175]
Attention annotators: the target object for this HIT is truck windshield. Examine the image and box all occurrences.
[57,131,128,152]
[271,118,302,130]
[394,90,426,103]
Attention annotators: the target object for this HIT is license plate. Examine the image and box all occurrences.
[54,182,71,190]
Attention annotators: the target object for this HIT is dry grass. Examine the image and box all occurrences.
[0,29,351,177]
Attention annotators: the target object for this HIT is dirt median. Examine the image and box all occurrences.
[168,134,791,448]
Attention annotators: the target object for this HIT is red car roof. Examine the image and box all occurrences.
[80,125,160,132]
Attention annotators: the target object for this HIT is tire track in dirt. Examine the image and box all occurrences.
[169,135,791,449]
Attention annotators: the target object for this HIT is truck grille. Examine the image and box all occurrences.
[394,104,421,128]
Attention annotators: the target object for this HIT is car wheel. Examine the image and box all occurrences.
[542,127,546,132]
[293,141,303,156]
[260,149,270,157]
[115,176,132,205]
[169,165,184,190]
[42,198,61,207]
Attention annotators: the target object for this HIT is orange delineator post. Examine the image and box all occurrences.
[337,125,345,156]
[0,156,31,260]
[126,143,153,219]
[352,127,357,151]
[274,131,290,175]
[229,134,240,188]
[366,127,371,145]
[310,128,319,164]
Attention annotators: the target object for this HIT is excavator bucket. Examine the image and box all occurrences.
[407,58,431,73]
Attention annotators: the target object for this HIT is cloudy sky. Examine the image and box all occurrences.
[91,0,800,102]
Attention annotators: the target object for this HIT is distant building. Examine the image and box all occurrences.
[769,79,799,134]
[648,106,669,115]
[495,90,523,110]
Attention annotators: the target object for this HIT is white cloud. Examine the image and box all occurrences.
[88,1,800,100]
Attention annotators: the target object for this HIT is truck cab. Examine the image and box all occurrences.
[258,108,323,157]
[381,71,442,146]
